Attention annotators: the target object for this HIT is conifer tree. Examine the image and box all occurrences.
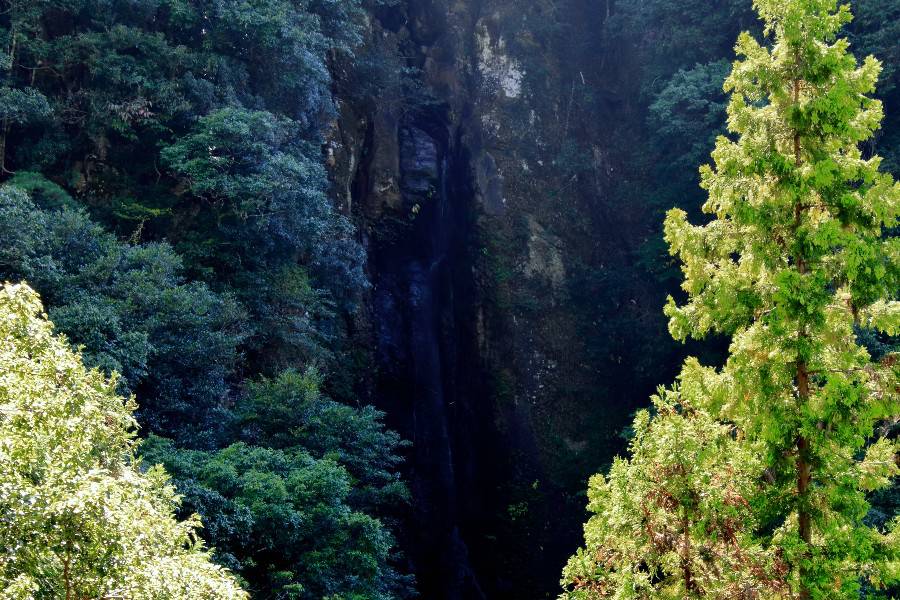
[564,0,899,597]
[662,0,900,596]
[561,386,783,598]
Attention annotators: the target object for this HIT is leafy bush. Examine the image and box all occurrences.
[142,369,413,600]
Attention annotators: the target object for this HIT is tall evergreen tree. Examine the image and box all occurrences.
[565,0,899,597]
[664,0,900,596]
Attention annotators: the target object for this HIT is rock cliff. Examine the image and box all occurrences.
[327,1,680,597]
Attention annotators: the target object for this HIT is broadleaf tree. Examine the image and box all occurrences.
[0,282,246,599]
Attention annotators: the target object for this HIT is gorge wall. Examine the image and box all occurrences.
[329,0,900,595]
[327,1,695,597]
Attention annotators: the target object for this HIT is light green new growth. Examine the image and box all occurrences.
[0,283,247,599]
[564,0,900,597]
[664,0,900,595]
[561,386,781,598]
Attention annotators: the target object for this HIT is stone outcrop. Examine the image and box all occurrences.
[326,1,666,597]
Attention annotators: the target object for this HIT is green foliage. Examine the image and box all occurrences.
[0,282,246,599]
[0,0,368,372]
[0,87,50,124]
[4,172,76,210]
[240,265,339,370]
[851,0,900,95]
[649,61,732,180]
[142,439,398,600]
[0,185,248,446]
[0,0,407,597]
[568,0,900,597]
[602,0,755,101]
[141,368,413,599]
[562,386,781,598]
[160,106,365,312]
[850,0,900,173]
[636,60,733,285]
[666,0,899,595]
[237,369,410,509]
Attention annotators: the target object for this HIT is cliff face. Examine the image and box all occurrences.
[327,1,672,597]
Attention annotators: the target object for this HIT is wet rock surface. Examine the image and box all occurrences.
[326,1,680,597]
[400,126,440,196]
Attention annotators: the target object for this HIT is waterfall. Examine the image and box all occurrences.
[370,122,486,599]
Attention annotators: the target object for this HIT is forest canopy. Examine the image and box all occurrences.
[0,0,412,598]
[0,0,898,598]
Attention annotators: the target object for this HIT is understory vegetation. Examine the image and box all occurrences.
[0,0,412,598]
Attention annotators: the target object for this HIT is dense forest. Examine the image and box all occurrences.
[0,0,897,599]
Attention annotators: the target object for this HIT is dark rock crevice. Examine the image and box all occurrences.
[364,113,491,599]
[335,1,635,597]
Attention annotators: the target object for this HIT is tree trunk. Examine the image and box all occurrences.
[681,509,695,595]
[793,75,813,600]
[796,362,812,600]
[63,551,72,600]
[0,118,9,175]
[2,20,17,177]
